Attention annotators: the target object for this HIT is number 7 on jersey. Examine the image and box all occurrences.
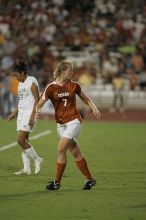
[62,98,67,106]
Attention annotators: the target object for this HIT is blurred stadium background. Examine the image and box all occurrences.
[0,1,146,220]
[0,0,146,121]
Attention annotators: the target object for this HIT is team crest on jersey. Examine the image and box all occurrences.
[19,88,27,100]
[19,88,26,93]
[58,92,69,97]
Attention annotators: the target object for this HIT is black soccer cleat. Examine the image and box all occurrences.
[46,180,60,190]
[83,178,96,190]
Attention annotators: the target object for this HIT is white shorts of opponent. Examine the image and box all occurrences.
[57,119,81,142]
[17,111,35,132]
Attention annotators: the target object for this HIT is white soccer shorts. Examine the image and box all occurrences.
[57,119,81,142]
[17,112,35,132]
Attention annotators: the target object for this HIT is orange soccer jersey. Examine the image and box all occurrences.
[42,80,82,124]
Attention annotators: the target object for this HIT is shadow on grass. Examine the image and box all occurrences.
[0,188,89,200]
[0,190,45,200]
[127,203,146,208]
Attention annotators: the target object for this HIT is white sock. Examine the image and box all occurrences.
[25,147,39,161]
[22,152,30,171]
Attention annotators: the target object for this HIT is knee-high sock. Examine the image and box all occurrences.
[76,157,92,180]
[22,152,30,171]
[55,162,66,183]
[25,147,39,161]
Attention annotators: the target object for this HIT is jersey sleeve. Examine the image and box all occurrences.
[32,77,39,87]
[41,85,50,101]
[75,82,82,95]
[32,78,39,92]
[28,77,39,93]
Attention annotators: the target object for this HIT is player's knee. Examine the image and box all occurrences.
[17,137,24,146]
[72,150,81,159]
[58,147,66,156]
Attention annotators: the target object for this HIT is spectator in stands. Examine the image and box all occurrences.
[126,68,139,90]
[110,71,125,113]
[131,51,144,73]
[0,0,146,117]
[78,63,96,86]
[102,55,118,84]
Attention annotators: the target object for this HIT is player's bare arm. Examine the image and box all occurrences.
[35,99,46,119]
[8,108,18,122]
[29,83,40,128]
[78,91,101,119]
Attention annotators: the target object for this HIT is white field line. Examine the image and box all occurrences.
[0,130,51,152]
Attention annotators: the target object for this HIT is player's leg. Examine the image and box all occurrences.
[55,124,70,183]
[14,131,31,175]
[21,132,31,173]
[16,130,43,174]
[46,119,94,190]
[119,92,124,112]
[111,92,117,112]
[17,130,31,149]
[46,123,73,190]
[56,137,73,179]
[67,119,96,190]
[69,142,96,189]
[55,120,81,182]
[46,137,71,190]
[18,115,43,174]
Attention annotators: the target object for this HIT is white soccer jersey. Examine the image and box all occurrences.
[18,76,39,114]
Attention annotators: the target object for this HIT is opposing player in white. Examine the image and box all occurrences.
[8,61,43,175]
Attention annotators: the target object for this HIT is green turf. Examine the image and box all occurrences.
[0,118,146,220]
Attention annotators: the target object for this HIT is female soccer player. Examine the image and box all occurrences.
[8,61,43,175]
[36,60,101,190]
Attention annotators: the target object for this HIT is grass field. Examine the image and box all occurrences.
[0,118,146,220]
